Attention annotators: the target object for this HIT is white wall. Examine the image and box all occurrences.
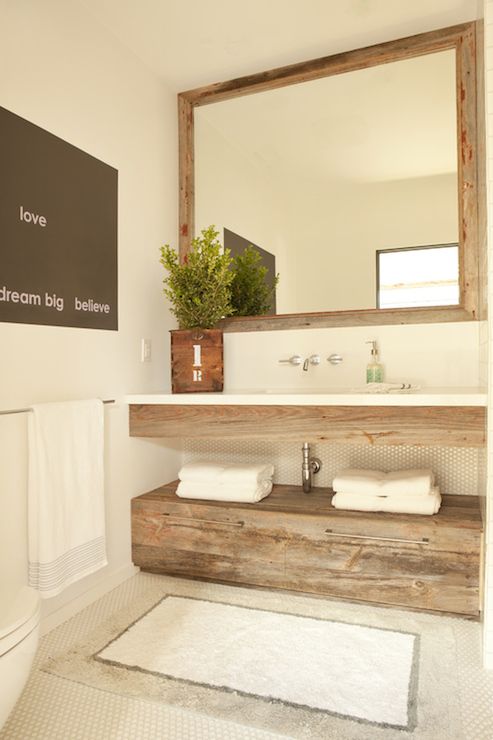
[195,115,289,308]
[223,322,481,391]
[282,174,458,312]
[0,0,180,624]
[196,116,458,313]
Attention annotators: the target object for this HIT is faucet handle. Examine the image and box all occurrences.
[279,354,303,366]
[327,353,343,365]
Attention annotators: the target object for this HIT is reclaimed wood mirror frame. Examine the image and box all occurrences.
[178,22,484,332]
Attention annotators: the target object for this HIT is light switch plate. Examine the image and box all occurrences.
[141,338,152,362]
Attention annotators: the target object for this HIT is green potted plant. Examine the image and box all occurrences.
[160,225,233,393]
[230,245,279,316]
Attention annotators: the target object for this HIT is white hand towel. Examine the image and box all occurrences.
[378,469,435,496]
[331,489,442,515]
[179,462,274,484]
[178,462,226,482]
[332,469,383,493]
[353,383,421,394]
[176,479,273,503]
[332,468,435,497]
[219,464,274,484]
[28,400,107,598]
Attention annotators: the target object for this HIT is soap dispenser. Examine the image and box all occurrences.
[366,340,384,383]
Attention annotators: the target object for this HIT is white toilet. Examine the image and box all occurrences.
[0,585,41,730]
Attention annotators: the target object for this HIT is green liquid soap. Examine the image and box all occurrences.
[366,364,384,383]
[366,340,384,383]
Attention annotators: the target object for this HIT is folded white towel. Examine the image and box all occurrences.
[220,464,274,484]
[331,488,442,515]
[176,479,273,503]
[333,469,383,491]
[332,468,435,497]
[179,462,274,484]
[178,462,224,481]
[28,400,107,598]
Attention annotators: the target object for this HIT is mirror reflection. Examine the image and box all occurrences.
[195,49,458,315]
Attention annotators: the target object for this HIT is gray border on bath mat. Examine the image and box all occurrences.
[93,593,420,732]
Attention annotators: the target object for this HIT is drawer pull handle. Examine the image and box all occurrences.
[325,529,429,545]
[162,514,244,528]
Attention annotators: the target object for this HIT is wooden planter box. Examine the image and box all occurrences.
[170,328,224,393]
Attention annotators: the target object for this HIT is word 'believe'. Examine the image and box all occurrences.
[19,205,47,227]
[75,297,110,314]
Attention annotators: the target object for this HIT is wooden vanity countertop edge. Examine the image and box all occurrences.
[132,481,483,530]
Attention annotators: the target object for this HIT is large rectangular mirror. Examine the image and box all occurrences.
[178,22,483,331]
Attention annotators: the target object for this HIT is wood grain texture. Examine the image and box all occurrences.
[180,24,475,106]
[129,403,486,447]
[458,23,479,317]
[177,22,481,332]
[170,329,223,393]
[178,95,194,259]
[137,482,483,525]
[131,483,482,616]
[475,20,488,321]
[218,307,475,332]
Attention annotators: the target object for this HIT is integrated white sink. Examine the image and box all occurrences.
[125,387,487,407]
[261,388,421,394]
[263,388,342,394]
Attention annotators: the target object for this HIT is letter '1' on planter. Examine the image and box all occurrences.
[170,329,224,393]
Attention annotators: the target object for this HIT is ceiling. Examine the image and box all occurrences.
[196,50,457,183]
[78,0,479,91]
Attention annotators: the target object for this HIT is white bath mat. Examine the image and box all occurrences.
[95,595,418,730]
[45,576,465,738]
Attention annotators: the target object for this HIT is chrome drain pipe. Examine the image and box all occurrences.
[301,442,321,493]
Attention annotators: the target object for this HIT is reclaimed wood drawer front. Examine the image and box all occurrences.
[131,483,482,616]
[283,536,480,615]
[132,506,287,587]
[132,489,481,552]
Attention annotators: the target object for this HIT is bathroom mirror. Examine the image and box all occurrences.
[178,22,483,331]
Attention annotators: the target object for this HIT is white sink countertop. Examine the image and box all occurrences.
[125,388,487,407]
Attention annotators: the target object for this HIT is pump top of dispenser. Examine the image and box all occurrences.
[366,340,379,357]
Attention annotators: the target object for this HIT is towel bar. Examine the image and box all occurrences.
[0,400,115,416]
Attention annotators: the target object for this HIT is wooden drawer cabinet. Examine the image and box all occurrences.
[131,496,287,589]
[131,483,483,617]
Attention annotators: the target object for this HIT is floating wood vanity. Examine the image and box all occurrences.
[132,483,482,617]
[127,389,486,617]
[127,390,486,446]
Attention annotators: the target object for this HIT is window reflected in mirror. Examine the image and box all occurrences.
[377,244,459,309]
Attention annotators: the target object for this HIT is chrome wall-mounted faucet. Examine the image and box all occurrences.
[301,442,321,493]
[279,354,321,371]
[302,354,320,371]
